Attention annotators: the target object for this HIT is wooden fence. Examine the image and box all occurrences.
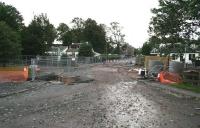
[183,70,200,86]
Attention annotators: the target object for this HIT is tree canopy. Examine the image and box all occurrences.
[0,2,23,65]
[108,22,125,54]
[78,42,94,57]
[141,42,153,56]
[0,1,130,58]
[71,17,85,43]
[21,14,57,55]
[149,0,200,55]
[0,21,21,64]
[83,18,107,54]
[57,23,72,47]
[56,18,128,55]
[0,2,23,31]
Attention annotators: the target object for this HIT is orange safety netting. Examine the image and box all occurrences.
[157,71,182,84]
[0,67,28,83]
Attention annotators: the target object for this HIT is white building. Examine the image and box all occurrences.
[170,53,199,64]
[46,43,81,59]
[151,48,200,64]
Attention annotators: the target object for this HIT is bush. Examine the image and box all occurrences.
[101,54,120,60]
[78,43,94,57]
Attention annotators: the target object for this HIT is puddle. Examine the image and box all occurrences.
[34,72,94,85]
[45,75,94,85]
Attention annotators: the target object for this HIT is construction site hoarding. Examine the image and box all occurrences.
[145,56,170,70]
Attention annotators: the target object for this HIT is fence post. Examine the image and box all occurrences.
[31,59,36,81]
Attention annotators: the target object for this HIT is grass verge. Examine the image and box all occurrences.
[171,83,200,93]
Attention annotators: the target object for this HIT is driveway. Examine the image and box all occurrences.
[0,64,199,128]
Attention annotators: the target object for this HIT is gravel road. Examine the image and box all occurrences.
[0,64,200,128]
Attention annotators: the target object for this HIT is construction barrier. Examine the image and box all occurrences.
[183,70,200,86]
[0,66,28,83]
[145,56,170,70]
[158,71,182,84]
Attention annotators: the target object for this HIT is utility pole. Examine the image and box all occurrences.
[106,41,108,61]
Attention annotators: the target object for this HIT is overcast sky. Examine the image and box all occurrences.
[1,0,158,48]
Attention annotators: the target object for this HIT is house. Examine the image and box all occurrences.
[65,43,81,58]
[46,43,81,58]
[47,42,101,59]
[150,48,200,64]
[170,52,199,64]
[65,42,101,57]
[46,46,68,56]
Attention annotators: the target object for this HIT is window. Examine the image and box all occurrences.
[172,54,176,60]
[180,54,184,61]
[189,54,195,60]
[171,54,178,60]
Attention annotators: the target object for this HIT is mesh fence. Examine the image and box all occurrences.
[0,55,135,82]
[31,56,104,80]
[0,56,35,82]
[0,55,35,67]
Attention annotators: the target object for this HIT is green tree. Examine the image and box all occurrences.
[78,42,94,57]
[21,14,57,55]
[0,2,23,64]
[57,23,69,34]
[0,2,23,31]
[112,45,121,54]
[71,17,85,43]
[182,0,200,51]
[149,0,185,55]
[149,0,200,55]
[0,21,21,65]
[57,23,72,48]
[141,42,153,55]
[83,18,107,53]
[134,48,141,56]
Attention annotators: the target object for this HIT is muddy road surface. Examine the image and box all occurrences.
[0,65,200,128]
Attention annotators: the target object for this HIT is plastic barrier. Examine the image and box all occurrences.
[0,66,28,83]
[157,71,182,84]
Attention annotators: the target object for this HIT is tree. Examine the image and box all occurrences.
[83,18,107,53]
[141,42,153,55]
[0,2,23,64]
[182,0,200,51]
[21,14,57,55]
[105,37,114,54]
[149,0,200,55]
[57,23,72,48]
[57,23,69,35]
[109,22,125,54]
[112,45,121,54]
[121,43,135,56]
[0,21,22,65]
[78,42,94,57]
[134,48,141,56]
[71,17,85,43]
[0,2,23,31]
[184,0,200,38]
[149,0,184,55]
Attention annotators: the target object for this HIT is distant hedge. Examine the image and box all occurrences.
[101,54,120,60]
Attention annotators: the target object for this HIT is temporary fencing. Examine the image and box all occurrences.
[0,66,28,83]
[157,71,182,84]
[0,55,135,82]
[32,56,135,79]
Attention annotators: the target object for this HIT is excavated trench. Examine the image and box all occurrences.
[35,73,94,85]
